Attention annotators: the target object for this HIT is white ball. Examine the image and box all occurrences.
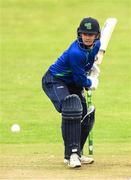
[11,124,21,132]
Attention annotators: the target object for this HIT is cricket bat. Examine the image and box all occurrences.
[95,18,118,65]
[88,17,117,156]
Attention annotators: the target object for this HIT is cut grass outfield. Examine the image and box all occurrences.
[0,0,131,179]
[1,144,131,179]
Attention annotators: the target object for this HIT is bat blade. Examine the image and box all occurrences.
[100,18,117,51]
[96,18,117,64]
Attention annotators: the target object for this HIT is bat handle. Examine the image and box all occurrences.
[87,90,92,107]
[88,132,93,155]
[87,90,94,155]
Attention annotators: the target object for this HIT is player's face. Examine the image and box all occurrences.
[81,33,96,46]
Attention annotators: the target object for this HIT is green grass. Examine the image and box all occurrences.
[1,1,131,179]
[1,0,131,148]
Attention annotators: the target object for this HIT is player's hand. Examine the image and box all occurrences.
[90,63,100,78]
[88,76,99,90]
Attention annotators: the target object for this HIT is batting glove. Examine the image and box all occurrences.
[88,76,99,90]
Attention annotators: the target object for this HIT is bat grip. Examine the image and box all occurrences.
[87,90,94,155]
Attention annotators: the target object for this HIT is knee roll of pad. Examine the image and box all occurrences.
[62,94,83,120]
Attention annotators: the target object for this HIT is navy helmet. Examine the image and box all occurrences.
[77,17,101,49]
[77,17,100,36]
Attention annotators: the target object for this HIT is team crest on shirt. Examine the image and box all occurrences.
[84,23,92,30]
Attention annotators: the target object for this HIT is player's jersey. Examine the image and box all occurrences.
[49,39,100,88]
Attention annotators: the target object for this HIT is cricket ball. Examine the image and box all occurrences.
[11,124,21,133]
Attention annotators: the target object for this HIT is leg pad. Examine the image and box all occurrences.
[61,94,83,159]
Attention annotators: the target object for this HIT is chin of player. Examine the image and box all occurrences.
[84,41,93,47]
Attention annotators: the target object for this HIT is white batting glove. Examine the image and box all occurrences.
[88,76,99,90]
[90,63,100,78]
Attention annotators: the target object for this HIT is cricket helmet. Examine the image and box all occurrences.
[77,17,101,49]
[77,17,100,36]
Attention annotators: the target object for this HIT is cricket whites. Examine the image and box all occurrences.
[88,17,118,156]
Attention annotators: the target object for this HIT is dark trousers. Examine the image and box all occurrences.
[42,70,91,158]
[42,70,87,117]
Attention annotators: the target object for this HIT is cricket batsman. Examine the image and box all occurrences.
[42,17,101,168]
